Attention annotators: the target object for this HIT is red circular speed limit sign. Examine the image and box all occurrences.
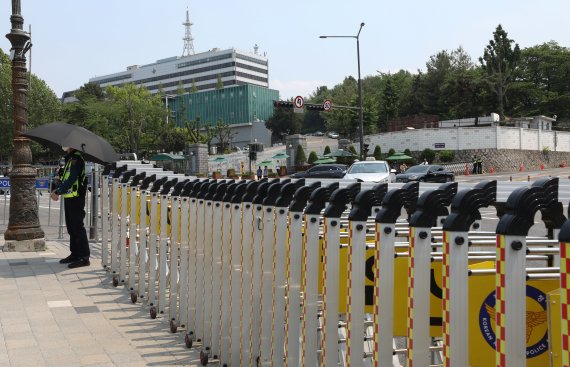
[323,99,332,112]
[294,95,304,109]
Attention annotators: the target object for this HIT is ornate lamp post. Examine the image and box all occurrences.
[4,0,45,251]
[320,22,366,160]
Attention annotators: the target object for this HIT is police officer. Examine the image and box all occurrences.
[51,146,90,268]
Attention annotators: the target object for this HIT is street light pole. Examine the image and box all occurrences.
[4,0,45,249]
[320,22,366,160]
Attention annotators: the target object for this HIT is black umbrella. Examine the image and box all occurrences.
[22,122,119,165]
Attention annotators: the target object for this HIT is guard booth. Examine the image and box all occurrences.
[150,153,189,174]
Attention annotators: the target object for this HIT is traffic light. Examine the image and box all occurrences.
[249,151,257,161]
[306,104,325,111]
[363,144,370,157]
[273,100,294,108]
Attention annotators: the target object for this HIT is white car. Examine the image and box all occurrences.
[343,160,396,183]
[327,132,339,139]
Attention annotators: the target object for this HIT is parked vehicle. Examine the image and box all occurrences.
[395,164,455,183]
[314,131,324,136]
[327,131,339,139]
[343,160,396,183]
[289,164,347,179]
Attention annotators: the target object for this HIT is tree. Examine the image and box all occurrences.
[266,104,303,143]
[191,79,198,93]
[0,49,62,163]
[106,83,165,154]
[479,24,521,120]
[214,119,235,153]
[308,151,318,164]
[373,145,382,160]
[420,148,435,163]
[295,145,306,165]
[323,145,331,156]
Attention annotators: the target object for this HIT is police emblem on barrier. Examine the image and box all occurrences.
[478,285,548,358]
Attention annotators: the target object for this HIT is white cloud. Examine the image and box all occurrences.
[270,79,328,101]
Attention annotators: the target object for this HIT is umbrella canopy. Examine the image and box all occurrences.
[258,160,274,166]
[271,153,290,160]
[313,157,337,164]
[211,156,227,163]
[385,152,413,161]
[22,122,119,165]
[324,149,357,158]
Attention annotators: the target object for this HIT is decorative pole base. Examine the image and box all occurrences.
[2,238,46,252]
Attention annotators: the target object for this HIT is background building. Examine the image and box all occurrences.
[88,47,269,96]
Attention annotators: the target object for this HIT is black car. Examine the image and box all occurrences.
[395,164,455,183]
[289,164,347,179]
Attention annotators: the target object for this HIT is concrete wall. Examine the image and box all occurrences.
[367,126,570,153]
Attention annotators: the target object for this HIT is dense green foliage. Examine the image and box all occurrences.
[295,145,306,165]
[438,149,455,162]
[420,148,436,163]
[373,145,382,160]
[268,25,570,141]
[308,151,318,164]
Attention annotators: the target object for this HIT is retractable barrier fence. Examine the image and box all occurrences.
[96,163,570,367]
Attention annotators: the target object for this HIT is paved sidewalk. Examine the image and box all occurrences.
[0,239,200,367]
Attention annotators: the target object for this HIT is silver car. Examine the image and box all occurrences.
[343,160,396,183]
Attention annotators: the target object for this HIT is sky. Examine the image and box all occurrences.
[1,0,569,101]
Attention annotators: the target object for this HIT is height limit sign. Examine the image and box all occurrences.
[294,95,304,114]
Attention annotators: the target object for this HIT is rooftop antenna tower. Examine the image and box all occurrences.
[182,8,195,56]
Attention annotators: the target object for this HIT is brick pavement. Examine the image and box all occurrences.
[0,240,200,367]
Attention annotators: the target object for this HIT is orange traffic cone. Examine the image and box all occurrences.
[520,164,524,172]
[465,163,470,176]
[540,163,545,170]
[489,167,495,174]
[563,162,567,168]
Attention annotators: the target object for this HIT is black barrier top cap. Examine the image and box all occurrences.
[348,183,387,222]
[268,178,281,185]
[262,181,283,206]
[559,211,570,242]
[497,177,561,236]
[409,182,457,228]
[188,179,205,197]
[180,178,199,197]
[222,181,238,202]
[204,181,219,201]
[102,163,115,176]
[129,172,146,187]
[231,181,248,203]
[149,176,168,192]
[289,181,320,212]
[160,178,178,195]
[242,181,261,202]
[442,180,496,231]
[276,180,304,208]
[252,181,271,204]
[213,182,228,201]
[171,179,189,196]
[140,174,156,190]
[325,183,361,219]
[375,181,419,224]
[533,177,565,233]
[197,180,212,199]
[112,164,127,179]
[120,168,136,184]
[305,182,338,215]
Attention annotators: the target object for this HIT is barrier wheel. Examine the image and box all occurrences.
[150,306,157,319]
[170,320,178,333]
[184,333,193,348]
[130,292,137,304]
[112,277,119,287]
[200,350,208,365]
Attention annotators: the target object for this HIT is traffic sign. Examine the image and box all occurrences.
[294,96,304,114]
[36,178,50,190]
[323,99,332,112]
[0,177,9,188]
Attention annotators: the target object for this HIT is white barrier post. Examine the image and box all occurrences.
[441,181,496,367]
[374,182,418,367]
[100,168,111,269]
[285,181,317,367]
[407,183,457,367]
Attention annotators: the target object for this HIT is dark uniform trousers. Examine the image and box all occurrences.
[64,195,90,259]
